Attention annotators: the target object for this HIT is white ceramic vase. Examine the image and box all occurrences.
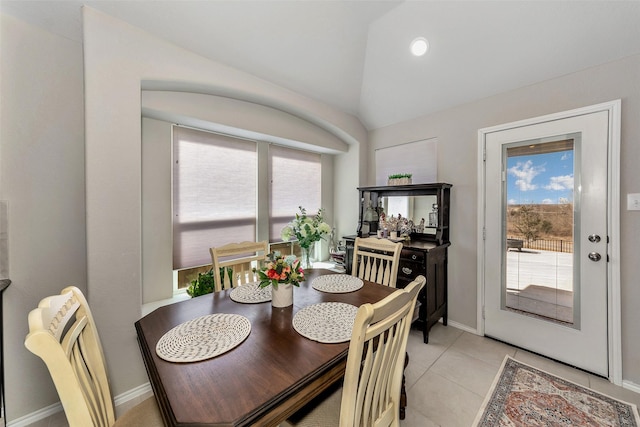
[271,283,293,308]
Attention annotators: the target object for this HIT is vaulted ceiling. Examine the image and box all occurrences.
[2,0,640,130]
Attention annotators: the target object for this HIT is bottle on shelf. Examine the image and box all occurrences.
[429,204,438,227]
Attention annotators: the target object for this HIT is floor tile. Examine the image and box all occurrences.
[429,349,501,397]
[407,371,484,427]
[404,326,460,389]
[400,405,441,427]
[588,375,640,407]
[449,331,516,367]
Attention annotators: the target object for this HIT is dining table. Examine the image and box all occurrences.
[135,268,399,427]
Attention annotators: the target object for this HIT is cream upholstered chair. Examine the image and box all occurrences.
[210,240,269,291]
[284,275,426,427]
[352,237,403,287]
[24,286,163,427]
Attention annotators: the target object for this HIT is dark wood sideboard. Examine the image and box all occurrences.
[344,183,451,343]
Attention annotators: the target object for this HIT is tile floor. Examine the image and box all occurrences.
[401,324,640,427]
[31,323,640,427]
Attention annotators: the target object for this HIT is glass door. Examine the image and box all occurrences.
[483,109,610,376]
[504,138,578,326]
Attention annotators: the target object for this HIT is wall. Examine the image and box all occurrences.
[141,118,173,303]
[368,53,640,386]
[0,7,364,423]
[82,5,366,403]
[0,14,87,420]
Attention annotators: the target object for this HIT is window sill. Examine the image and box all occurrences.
[142,293,191,317]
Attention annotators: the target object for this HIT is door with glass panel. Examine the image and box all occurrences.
[482,109,610,376]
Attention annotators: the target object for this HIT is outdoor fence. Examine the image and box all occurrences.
[508,236,574,253]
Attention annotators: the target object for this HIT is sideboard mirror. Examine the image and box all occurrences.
[357,183,451,245]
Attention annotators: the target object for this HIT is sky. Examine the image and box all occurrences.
[507,149,574,205]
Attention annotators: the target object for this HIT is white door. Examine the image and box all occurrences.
[481,104,617,377]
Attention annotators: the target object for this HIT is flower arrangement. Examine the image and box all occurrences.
[257,253,305,288]
[281,206,331,249]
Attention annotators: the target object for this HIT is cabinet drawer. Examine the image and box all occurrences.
[401,249,425,263]
[398,260,426,280]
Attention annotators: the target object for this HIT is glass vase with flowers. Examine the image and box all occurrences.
[281,206,331,269]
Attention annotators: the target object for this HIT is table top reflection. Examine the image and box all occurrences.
[135,268,396,427]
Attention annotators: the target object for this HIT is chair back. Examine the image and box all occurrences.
[25,286,116,427]
[340,275,425,427]
[210,241,269,291]
[352,237,403,287]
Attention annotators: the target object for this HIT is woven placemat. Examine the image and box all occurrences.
[293,302,358,343]
[156,313,251,363]
[230,282,272,303]
[312,274,363,294]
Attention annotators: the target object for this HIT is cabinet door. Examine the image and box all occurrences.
[397,261,423,288]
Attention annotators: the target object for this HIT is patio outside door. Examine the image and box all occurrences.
[480,103,618,377]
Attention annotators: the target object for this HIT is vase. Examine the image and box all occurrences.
[300,242,316,269]
[271,283,293,308]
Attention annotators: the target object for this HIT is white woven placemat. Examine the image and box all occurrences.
[156,313,251,363]
[312,274,364,294]
[230,282,272,303]
[292,302,358,343]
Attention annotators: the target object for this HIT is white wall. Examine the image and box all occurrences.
[141,118,173,304]
[82,5,366,402]
[0,7,364,422]
[0,14,87,420]
[368,53,640,386]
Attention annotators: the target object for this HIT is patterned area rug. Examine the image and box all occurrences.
[473,356,640,426]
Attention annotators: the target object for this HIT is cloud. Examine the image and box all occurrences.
[507,160,544,191]
[561,153,571,161]
[542,198,553,204]
[544,175,573,191]
[508,199,517,205]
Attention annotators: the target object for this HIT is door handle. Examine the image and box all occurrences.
[588,234,601,243]
[588,252,601,262]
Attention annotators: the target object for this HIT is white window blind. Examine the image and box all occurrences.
[269,145,321,242]
[173,126,257,269]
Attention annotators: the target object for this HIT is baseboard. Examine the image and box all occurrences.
[445,319,479,335]
[7,383,153,427]
[113,382,153,407]
[7,402,62,427]
[623,379,640,395]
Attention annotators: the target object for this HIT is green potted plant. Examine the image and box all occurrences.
[388,173,412,185]
[186,267,233,297]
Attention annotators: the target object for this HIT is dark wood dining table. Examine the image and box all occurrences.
[135,268,397,427]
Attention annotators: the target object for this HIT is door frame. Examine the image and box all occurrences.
[476,100,621,384]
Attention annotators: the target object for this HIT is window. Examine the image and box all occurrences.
[172,126,257,269]
[268,145,322,242]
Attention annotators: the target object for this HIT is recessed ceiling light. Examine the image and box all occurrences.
[410,37,429,57]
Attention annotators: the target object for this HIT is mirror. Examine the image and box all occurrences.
[379,195,438,235]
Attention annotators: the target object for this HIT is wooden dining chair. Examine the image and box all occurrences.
[24,286,163,427]
[210,240,269,291]
[352,237,403,287]
[283,275,426,427]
